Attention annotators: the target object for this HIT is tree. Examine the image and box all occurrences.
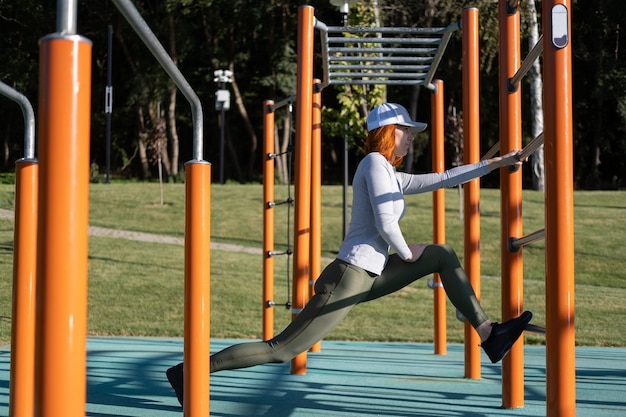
[525,0,544,191]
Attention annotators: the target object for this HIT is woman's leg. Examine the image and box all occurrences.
[363,244,489,329]
[210,260,374,372]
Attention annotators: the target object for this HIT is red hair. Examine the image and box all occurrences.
[364,124,403,167]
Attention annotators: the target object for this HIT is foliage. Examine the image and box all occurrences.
[0,1,625,188]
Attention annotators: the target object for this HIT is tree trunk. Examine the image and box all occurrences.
[273,116,290,184]
[404,85,420,173]
[148,102,171,178]
[168,15,180,178]
[3,125,10,168]
[229,62,258,180]
[137,107,151,179]
[526,0,545,191]
[167,88,180,178]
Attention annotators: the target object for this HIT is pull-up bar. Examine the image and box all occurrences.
[314,20,459,90]
[267,94,296,113]
[111,0,204,160]
[0,81,36,159]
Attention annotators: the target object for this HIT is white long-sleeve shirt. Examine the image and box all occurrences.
[336,152,491,275]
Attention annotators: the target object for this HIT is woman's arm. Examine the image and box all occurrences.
[398,150,523,194]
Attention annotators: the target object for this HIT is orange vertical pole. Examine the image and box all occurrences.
[35,35,92,417]
[462,7,481,379]
[291,4,314,375]
[10,159,38,417]
[184,161,212,417]
[263,101,276,340]
[498,0,526,408]
[310,80,322,353]
[543,1,575,415]
[431,79,447,355]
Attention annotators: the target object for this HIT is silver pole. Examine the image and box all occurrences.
[111,0,204,161]
[0,81,36,160]
[57,0,78,34]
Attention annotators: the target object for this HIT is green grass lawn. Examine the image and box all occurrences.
[0,182,625,346]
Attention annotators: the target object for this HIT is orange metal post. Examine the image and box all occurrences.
[291,5,315,375]
[35,35,92,417]
[543,1,576,415]
[263,101,276,340]
[431,79,447,355]
[310,80,322,353]
[498,0,526,408]
[461,7,481,379]
[10,159,38,417]
[184,161,212,416]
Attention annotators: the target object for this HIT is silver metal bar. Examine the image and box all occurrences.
[422,21,461,90]
[509,34,543,90]
[267,94,296,113]
[328,56,434,63]
[327,26,449,35]
[481,141,500,161]
[329,79,425,86]
[510,228,545,250]
[329,46,438,54]
[328,36,442,45]
[330,72,427,79]
[0,81,36,160]
[111,0,204,161]
[57,0,78,34]
[314,18,331,89]
[519,132,544,161]
[329,64,431,71]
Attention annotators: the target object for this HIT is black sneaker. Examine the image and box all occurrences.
[481,311,533,363]
[166,362,184,406]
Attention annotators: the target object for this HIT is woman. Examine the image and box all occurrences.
[167,102,532,406]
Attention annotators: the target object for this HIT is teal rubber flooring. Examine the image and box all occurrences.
[1,337,625,416]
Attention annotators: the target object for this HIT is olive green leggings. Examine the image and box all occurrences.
[210,244,488,373]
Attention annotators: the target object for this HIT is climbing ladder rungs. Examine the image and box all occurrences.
[525,324,546,334]
[329,46,439,55]
[329,64,432,71]
[328,36,443,45]
[328,56,435,64]
[330,72,428,80]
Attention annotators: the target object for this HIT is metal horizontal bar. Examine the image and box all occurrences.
[267,94,296,113]
[525,323,546,334]
[328,36,442,45]
[328,64,431,71]
[329,47,438,55]
[510,228,545,251]
[330,72,427,80]
[329,79,424,86]
[327,26,449,35]
[328,56,434,63]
